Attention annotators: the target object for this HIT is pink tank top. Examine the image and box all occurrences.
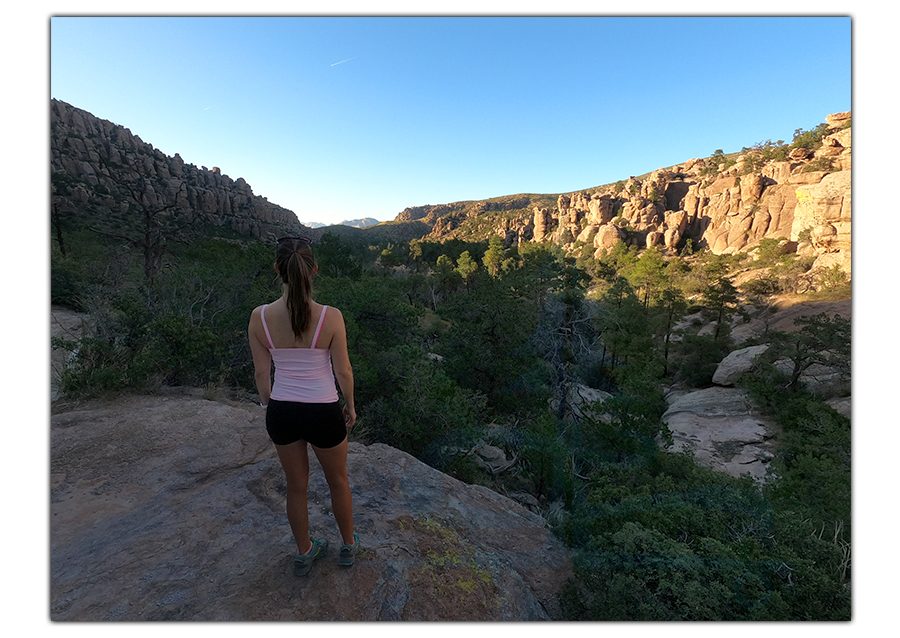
[261,304,339,403]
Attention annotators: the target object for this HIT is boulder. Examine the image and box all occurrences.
[711,345,770,386]
[593,224,626,252]
[826,396,851,419]
[663,226,682,249]
[51,394,572,620]
[662,387,778,481]
[576,223,599,244]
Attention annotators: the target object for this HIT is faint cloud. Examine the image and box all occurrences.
[330,56,357,67]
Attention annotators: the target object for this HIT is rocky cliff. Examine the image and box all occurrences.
[50,99,309,242]
[51,99,851,278]
[50,392,572,620]
[418,112,852,277]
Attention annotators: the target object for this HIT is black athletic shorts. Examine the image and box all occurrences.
[265,399,347,448]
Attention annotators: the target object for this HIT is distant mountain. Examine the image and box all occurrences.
[341,217,381,229]
[302,218,380,229]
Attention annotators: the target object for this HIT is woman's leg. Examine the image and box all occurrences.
[274,440,312,554]
[311,437,354,545]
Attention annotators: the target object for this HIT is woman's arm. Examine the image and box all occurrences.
[328,308,356,428]
[248,306,273,406]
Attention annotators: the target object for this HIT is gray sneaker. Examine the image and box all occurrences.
[293,538,327,577]
[338,533,360,567]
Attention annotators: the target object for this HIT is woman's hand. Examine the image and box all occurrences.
[343,404,357,430]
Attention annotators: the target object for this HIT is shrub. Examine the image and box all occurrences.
[357,346,486,457]
[801,157,835,173]
[672,333,733,388]
[790,123,830,151]
[754,238,790,266]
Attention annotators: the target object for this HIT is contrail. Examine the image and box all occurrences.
[330,56,356,67]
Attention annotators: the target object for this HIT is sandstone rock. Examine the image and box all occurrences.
[533,207,554,242]
[792,170,851,239]
[787,171,828,185]
[663,227,682,249]
[816,135,845,158]
[577,224,599,244]
[761,160,796,184]
[522,113,848,267]
[593,224,625,252]
[826,111,851,127]
[645,230,663,248]
[711,345,770,386]
[810,251,852,277]
[758,183,799,238]
[705,176,737,197]
[662,387,777,480]
[587,193,614,225]
[50,394,572,620]
[665,210,689,235]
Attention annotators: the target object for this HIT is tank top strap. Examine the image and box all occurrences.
[311,305,328,349]
[260,304,275,349]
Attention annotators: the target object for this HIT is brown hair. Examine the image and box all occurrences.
[275,238,316,338]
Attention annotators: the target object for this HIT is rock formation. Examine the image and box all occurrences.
[419,111,851,280]
[50,99,309,242]
[661,298,850,481]
[662,387,778,481]
[51,99,851,278]
[50,393,572,621]
[544,112,852,273]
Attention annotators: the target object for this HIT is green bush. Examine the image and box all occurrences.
[672,333,733,388]
[50,257,88,311]
[355,345,486,457]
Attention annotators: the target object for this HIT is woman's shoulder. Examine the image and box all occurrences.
[250,300,280,321]
[249,302,269,318]
[323,304,344,321]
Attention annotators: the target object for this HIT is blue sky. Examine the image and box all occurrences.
[50,15,851,226]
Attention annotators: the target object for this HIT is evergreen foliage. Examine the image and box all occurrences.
[51,223,850,620]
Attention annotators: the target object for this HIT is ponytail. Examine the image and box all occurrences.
[275,238,316,338]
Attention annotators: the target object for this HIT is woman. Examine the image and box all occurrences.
[248,236,359,577]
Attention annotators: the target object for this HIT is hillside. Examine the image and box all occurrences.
[52,98,850,283]
[50,99,310,246]
[398,112,851,278]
